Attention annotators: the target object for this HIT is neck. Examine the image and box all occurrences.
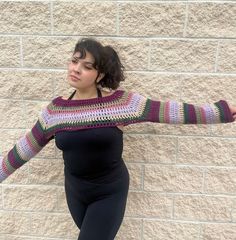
[74,86,98,100]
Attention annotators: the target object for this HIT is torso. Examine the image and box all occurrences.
[55,126,124,182]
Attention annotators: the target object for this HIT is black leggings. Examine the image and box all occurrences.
[64,164,130,240]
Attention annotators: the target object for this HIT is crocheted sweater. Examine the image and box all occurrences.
[0,90,234,182]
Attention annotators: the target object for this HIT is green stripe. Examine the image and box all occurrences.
[141,99,151,120]
[194,106,201,124]
[159,102,165,123]
[214,102,224,123]
[6,147,23,173]
[13,145,27,163]
[183,103,188,124]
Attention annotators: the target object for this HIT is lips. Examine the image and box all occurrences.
[70,75,80,81]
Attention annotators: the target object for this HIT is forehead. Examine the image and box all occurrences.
[73,50,95,62]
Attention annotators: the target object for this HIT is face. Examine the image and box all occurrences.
[67,50,103,90]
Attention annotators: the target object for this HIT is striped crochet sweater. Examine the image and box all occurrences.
[0,90,234,182]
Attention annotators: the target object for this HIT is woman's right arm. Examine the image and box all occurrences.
[0,105,54,183]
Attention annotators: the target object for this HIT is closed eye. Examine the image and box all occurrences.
[85,66,93,70]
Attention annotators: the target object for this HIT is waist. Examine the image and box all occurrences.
[64,158,127,184]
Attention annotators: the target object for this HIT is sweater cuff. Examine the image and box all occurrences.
[217,100,234,123]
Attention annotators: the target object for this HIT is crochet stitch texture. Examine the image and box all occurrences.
[0,90,234,182]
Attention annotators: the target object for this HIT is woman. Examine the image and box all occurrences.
[0,38,236,240]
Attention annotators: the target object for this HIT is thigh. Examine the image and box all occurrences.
[78,189,129,240]
[65,179,87,229]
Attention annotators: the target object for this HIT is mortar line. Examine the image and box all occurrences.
[1,33,236,41]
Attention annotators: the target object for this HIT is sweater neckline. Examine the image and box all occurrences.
[52,89,124,106]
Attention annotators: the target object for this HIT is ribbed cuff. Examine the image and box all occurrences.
[218,100,234,123]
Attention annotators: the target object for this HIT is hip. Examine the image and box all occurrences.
[64,161,130,204]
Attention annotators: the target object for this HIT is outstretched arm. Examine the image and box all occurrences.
[122,92,235,125]
[148,99,235,124]
[0,105,53,183]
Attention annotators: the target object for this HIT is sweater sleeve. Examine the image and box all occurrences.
[0,105,53,183]
[123,92,234,125]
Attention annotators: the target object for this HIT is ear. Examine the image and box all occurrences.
[96,73,105,83]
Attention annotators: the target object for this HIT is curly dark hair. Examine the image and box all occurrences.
[73,38,125,90]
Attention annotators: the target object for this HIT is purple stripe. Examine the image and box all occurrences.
[218,100,234,122]
[53,89,124,107]
[149,100,160,122]
[187,104,197,124]
[8,150,22,169]
[31,122,48,146]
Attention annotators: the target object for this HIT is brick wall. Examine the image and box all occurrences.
[0,0,235,239]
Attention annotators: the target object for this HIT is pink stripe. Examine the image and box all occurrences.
[164,102,170,123]
[2,160,11,175]
[25,134,38,154]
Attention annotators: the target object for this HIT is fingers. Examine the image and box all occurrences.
[229,106,236,120]
[233,112,236,121]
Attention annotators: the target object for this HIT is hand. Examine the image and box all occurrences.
[229,105,236,121]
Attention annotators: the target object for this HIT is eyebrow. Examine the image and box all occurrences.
[72,57,94,65]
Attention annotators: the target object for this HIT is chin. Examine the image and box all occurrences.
[67,80,78,88]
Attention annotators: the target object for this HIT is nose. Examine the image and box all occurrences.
[73,61,81,73]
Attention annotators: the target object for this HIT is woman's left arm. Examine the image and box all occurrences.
[146,98,235,124]
[122,92,235,125]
